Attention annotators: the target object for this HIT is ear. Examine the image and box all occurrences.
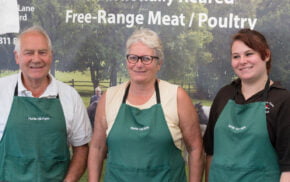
[265,49,271,62]
[157,60,162,70]
[14,51,20,64]
[158,59,163,66]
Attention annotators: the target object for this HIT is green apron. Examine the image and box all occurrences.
[0,85,70,182]
[104,81,186,182]
[209,79,280,182]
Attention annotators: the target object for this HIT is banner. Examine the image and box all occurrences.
[0,0,289,100]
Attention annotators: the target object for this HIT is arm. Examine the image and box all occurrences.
[205,155,212,182]
[277,95,290,182]
[88,92,108,182]
[177,87,203,182]
[64,144,89,182]
[280,172,290,182]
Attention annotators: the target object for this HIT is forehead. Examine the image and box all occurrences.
[231,40,253,53]
[128,42,154,55]
[20,31,50,51]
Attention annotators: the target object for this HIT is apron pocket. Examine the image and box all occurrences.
[210,164,269,182]
[4,155,35,182]
[105,162,171,182]
[39,158,69,182]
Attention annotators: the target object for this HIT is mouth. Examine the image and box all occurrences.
[133,70,146,73]
[30,64,45,69]
[239,66,253,71]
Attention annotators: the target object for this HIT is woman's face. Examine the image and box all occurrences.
[231,40,269,83]
[127,42,161,85]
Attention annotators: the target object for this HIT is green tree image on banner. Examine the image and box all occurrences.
[0,0,289,99]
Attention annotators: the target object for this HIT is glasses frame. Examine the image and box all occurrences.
[126,54,159,65]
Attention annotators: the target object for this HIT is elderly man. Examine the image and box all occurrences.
[0,26,92,182]
[90,86,102,104]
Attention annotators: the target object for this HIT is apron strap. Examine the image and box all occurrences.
[122,80,160,104]
[262,78,270,100]
[14,84,18,96]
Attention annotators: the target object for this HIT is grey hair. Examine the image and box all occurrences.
[126,28,164,61]
[14,25,52,53]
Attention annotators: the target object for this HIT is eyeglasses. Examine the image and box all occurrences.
[126,54,159,65]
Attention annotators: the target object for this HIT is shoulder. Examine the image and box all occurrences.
[268,81,290,107]
[55,79,80,97]
[270,81,290,97]
[106,81,128,99]
[159,79,178,89]
[214,81,236,102]
[0,74,17,85]
[209,82,235,118]
[0,74,17,96]
[54,79,84,110]
[159,80,178,96]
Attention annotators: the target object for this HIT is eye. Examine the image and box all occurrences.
[142,56,152,62]
[128,55,138,61]
[246,52,254,56]
[232,55,240,59]
[39,50,48,55]
[24,51,34,55]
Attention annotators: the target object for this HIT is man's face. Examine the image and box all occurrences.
[14,31,52,84]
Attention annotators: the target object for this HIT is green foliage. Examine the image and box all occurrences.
[256,0,290,89]
[1,0,289,99]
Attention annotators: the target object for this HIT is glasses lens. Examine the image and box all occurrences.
[141,56,153,64]
[127,55,138,63]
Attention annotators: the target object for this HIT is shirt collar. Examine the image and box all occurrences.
[17,72,58,98]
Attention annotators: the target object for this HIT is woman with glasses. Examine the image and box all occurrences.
[88,28,203,182]
[203,29,290,182]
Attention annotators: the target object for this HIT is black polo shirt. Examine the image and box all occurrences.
[204,79,290,171]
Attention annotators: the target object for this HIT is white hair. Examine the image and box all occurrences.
[126,28,164,61]
[14,25,52,53]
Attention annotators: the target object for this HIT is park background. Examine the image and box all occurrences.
[0,0,289,181]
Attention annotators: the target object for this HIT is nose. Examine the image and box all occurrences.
[31,53,41,62]
[239,55,247,64]
[135,57,144,66]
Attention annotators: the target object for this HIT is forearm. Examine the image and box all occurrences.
[188,148,204,182]
[280,171,290,182]
[88,145,107,182]
[64,144,89,182]
[205,155,212,182]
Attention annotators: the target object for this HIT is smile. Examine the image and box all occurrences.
[239,66,253,71]
[30,65,44,69]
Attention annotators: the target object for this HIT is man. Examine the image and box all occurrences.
[89,86,102,104]
[0,26,92,182]
[87,86,102,128]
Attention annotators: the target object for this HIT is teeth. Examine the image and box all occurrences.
[30,65,43,68]
[240,67,251,71]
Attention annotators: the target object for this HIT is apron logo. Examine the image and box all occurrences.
[265,101,274,114]
[130,126,150,131]
[28,116,51,121]
[228,124,247,131]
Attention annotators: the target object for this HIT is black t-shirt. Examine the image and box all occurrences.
[203,79,290,171]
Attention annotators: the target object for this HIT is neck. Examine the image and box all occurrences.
[127,79,157,105]
[22,76,50,98]
[241,76,270,100]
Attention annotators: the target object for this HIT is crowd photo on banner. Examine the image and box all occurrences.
[0,0,289,181]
